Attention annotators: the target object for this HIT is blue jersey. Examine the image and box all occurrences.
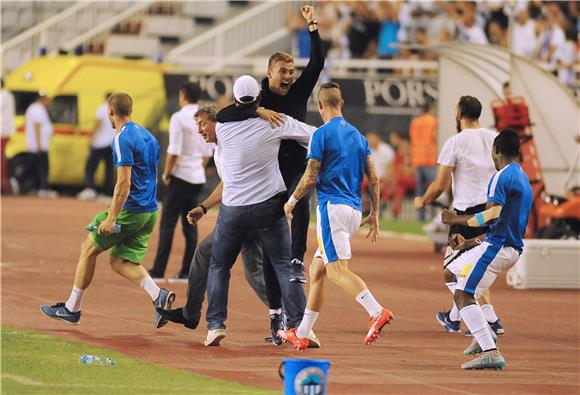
[485,163,532,250]
[307,116,370,211]
[112,122,159,213]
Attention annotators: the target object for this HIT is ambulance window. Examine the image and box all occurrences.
[48,95,78,125]
[13,91,38,115]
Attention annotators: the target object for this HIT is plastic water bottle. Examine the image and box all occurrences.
[85,224,121,233]
[79,354,117,366]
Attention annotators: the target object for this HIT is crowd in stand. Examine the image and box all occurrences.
[288,1,578,87]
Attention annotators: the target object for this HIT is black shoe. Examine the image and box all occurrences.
[269,313,286,346]
[289,259,306,283]
[157,307,199,329]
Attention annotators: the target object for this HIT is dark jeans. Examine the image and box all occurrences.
[150,177,203,277]
[206,195,306,330]
[415,166,436,221]
[84,146,114,195]
[182,229,269,324]
[35,151,49,190]
[262,164,311,309]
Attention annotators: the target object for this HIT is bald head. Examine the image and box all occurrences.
[108,92,133,117]
[318,82,343,108]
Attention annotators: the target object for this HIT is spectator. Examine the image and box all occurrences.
[554,29,578,88]
[347,1,381,59]
[534,6,565,67]
[511,8,537,58]
[428,3,458,44]
[502,81,512,103]
[457,2,488,44]
[384,131,416,220]
[1,78,14,193]
[377,1,400,59]
[25,90,55,198]
[410,102,438,222]
[78,93,116,200]
[488,19,508,47]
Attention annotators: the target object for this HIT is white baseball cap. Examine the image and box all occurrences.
[233,75,260,104]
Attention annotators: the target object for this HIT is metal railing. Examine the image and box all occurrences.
[1,0,155,73]
[167,0,289,73]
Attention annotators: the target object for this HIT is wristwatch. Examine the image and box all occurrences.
[199,203,208,214]
[308,18,318,26]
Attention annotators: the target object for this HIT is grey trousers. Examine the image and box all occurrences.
[182,229,269,323]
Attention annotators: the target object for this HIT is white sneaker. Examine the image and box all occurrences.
[204,328,226,346]
[78,188,97,200]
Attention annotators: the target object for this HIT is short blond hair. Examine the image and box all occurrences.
[268,51,294,70]
[108,92,132,117]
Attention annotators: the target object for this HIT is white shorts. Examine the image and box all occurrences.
[314,202,362,265]
[455,241,521,298]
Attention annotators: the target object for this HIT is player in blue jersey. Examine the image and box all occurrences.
[278,83,394,350]
[441,129,532,369]
[41,93,175,328]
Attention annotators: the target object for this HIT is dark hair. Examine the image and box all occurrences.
[108,92,133,117]
[494,128,520,157]
[1,78,4,89]
[458,95,482,120]
[104,92,113,100]
[502,81,510,89]
[180,82,202,104]
[422,99,434,114]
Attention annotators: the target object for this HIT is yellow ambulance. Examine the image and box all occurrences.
[5,55,178,186]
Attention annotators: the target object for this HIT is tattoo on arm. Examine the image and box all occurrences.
[292,159,321,200]
[365,155,380,215]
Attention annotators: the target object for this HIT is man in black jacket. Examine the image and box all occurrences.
[216,5,324,344]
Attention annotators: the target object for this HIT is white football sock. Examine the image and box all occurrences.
[269,308,282,316]
[65,287,85,313]
[449,303,460,322]
[460,304,496,351]
[481,304,498,323]
[140,276,161,301]
[296,309,319,338]
[355,289,383,317]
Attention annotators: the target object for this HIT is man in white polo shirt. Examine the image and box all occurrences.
[415,95,505,336]
[202,75,315,346]
[149,82,212,282]
[24,90,54,197]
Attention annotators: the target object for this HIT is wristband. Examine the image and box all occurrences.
[308,19,318,26]
[199,203,208,214]
[474,212,486,226]
[288,195,299,206]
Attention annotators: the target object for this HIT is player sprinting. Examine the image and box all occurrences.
[40,93,175,327]
[279,83,394,350]
[441,129,532,369]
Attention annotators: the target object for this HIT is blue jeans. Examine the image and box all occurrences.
[206,194,306,330]
[416,166,436,221]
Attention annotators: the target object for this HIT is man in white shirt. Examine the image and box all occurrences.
[201,75,315,346]
[415,95,505,336]
[534,8,565,67]
[511,8,537,58]
[457,2,488,45]
[24,90,54,197]
[1,78,15,193]
[149,82,212,282]
[78,93,116,200]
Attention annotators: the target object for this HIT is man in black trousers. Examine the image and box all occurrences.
[216,4,324,341]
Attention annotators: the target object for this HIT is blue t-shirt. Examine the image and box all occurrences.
[111,122,159,213]
[307,116,371,211]
[378,21,400,57]
[485,163,532,250]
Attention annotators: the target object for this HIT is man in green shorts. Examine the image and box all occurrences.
[41,92,175,328]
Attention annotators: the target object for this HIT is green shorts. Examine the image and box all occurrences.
[88,208,158,264]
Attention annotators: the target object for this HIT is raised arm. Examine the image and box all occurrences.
[292,6,325,97]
